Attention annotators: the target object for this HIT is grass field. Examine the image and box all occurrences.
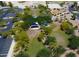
[51,29,69,47]
[27,39,44,57]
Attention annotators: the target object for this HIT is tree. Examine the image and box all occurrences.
[61,21,71,30]
[44,36,56,45]
[24,6,32,16]
[44,36,57,49]
[61,21,74,34]
[13,30,30,57]
[11,23,30,56]
[22,14,35,29]
[60,2,65,6]
[52,46,66,57]
[36,48,52,57]
[71,14,76,20]
[68,35,79,49]
[37,4,51,17]
[8,2,13,8]
[35,4,52,25]
[41,26,52,35]
[38,4,47,16]
[66,52,76,57]
[0,1,6,6]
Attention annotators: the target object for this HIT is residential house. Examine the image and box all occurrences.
[48,3,62,15]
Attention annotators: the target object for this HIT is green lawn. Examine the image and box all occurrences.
[51,29,69,47]
[27,39,44,57]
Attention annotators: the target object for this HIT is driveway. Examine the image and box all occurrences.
[27,28,41,40]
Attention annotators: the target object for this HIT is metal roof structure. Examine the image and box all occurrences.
[0,36,13,57]
[48,3,62,9]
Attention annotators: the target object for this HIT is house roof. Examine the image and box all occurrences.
[48,3,62,9]
[5,13,16,17]
[0,36,13,57]
[0,6,10,10]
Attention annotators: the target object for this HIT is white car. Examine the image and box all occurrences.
[30,22,40,30]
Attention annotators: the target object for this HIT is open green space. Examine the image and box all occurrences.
[51,29,69,47]
[27,39,45,57]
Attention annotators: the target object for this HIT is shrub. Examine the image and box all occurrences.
[66,52,76,57]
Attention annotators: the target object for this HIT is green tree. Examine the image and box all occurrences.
[61,21,74,34]
[11,22,30,56]
[37,4,51,17]
[36,16,52,25]
[8,2,13,8]
[35,4,52,25]
[68,35,79,49]
[52,46,66,57]
[45,36,56,45]
[60,2,65,6]
[44,36,57,49]
[22,15,35,29]
[24,6,32,16]
[0,1,6,6]
[14,30,30,57]
[41,26,52,35]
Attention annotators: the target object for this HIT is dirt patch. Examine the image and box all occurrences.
[27,28,41,40]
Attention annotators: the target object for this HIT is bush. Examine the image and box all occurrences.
[44,36,56,45]
[68,35,79,49]
[15,50,29,57]
[52,46,66,57]
[76,49,79,54]
[41,26,52,35]
[66,52,76,57]
[36,48,52,57]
